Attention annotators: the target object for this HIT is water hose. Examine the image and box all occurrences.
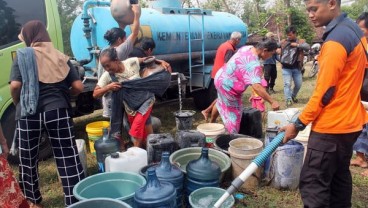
[214,132,285,208]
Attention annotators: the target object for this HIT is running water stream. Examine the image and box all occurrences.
[177,73,182,112]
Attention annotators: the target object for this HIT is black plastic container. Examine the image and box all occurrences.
[214,133,249,154]
[176,130,206,149]
[147,133,178,164]
[239,107,263,138]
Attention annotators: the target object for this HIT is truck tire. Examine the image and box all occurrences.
[192,88,215,110]
[1,106,53,164]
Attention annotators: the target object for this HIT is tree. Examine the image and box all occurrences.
[290,7,315,43]
[57,0,82,56]
[342,0,368,20]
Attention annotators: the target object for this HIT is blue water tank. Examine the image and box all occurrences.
[134,167,177,207]
[155,152,184,208]
[186,147,221,196]
[70,5,247,67]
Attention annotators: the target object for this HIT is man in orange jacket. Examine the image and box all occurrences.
[280,0,368,207]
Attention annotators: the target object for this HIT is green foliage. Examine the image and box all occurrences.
[202,0,224,11]
[290,7,315,43]
[342,0,368,20]
[57,0,82,56]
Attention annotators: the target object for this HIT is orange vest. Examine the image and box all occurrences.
[211,41,236,78]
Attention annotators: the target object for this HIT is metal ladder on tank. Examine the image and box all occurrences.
[187,9,205,92]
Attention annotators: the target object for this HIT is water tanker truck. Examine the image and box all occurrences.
[0,0,247,161]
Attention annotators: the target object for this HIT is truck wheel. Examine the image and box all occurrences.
[192,88,215,110]
[1,106,53,164]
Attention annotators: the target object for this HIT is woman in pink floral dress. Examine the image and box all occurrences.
[215,39,280,133]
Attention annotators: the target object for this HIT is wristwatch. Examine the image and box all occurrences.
[293,118,306,131]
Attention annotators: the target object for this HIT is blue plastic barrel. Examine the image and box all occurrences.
[155,152,184,208]
[134,168,177,207]
[186,148,221,196]
[267,140,304,190]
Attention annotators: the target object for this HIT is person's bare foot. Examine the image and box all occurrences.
[350,158,368,168]
[201,110,209,121]
[361,169,368,177]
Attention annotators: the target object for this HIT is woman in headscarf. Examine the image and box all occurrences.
[9,20,85,208]
[215,38,280,133]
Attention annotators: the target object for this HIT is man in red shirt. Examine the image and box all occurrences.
[201,31,242,122]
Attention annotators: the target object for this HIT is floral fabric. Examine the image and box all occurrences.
[0,157,29,208]
[214,46,262,133]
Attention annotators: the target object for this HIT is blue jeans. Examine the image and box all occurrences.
[282,68,302,100]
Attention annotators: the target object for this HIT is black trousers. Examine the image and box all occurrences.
[299,131,361,208]
[17,108,85,206]
[264,64,277,89]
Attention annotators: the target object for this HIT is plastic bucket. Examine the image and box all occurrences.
[189,187,234,208]
[85,121,110,154]
[169,147,231,182]
[228,137,263,155]
[174,110,195,130]
[73,172,146,206]
[294,124,311,163]
[213,134,250,155]
[69,198,132,208]
[197,123,225,147]
[270,140,304,190]
[228,138,263,192]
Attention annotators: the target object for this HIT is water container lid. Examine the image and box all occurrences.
[111,152,119,158]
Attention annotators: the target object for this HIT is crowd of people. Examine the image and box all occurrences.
[1,0,368,207]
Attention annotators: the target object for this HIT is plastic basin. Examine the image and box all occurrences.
[169,147,231,180]
[69,198,132,208]
[189,187,235,208]
[73,172,146,206]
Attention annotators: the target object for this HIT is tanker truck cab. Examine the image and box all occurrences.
[0,0,63,161]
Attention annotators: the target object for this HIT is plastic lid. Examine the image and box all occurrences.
[111,152,119,158]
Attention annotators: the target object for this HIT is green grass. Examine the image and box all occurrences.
[10,63,368,207]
